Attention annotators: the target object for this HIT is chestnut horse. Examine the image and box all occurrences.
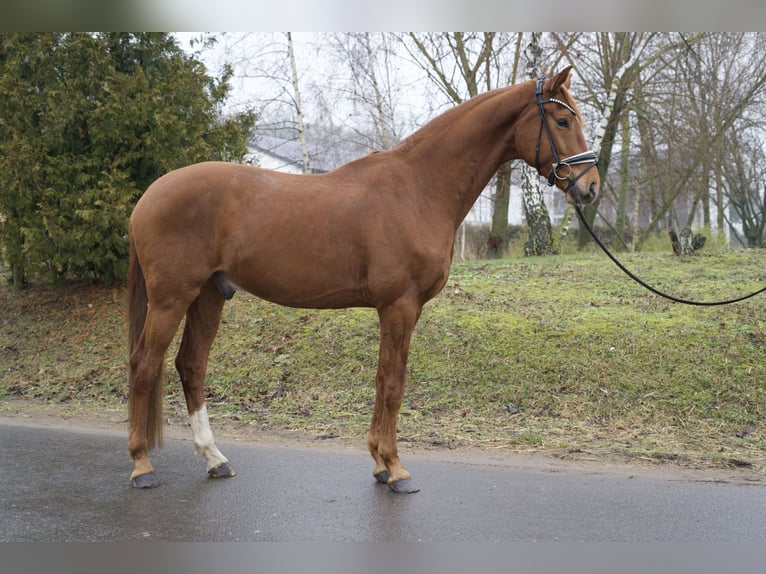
[126,67,599,492]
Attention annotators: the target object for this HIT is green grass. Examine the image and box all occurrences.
[1,249,765,469]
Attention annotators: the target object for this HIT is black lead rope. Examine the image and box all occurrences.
[574,203,766,306]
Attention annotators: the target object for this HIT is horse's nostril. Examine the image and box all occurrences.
[581,181,598,203]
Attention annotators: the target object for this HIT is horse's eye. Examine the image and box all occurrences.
[556,118,570,128]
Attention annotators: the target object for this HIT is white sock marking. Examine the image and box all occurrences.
[190,404,228,471]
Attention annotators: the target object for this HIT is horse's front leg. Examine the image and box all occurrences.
[368,298,422,494]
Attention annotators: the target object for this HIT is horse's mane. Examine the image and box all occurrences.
[392,85,516,153]
[390,75,586,156]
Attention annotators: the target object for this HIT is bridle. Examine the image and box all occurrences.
[534,76,598,195]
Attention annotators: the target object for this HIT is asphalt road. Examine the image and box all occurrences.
[1,418,765,542]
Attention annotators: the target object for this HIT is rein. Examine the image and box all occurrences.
[574,203,766,306]
[534,74,764,306]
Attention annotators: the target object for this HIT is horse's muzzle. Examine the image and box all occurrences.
[569,179,599,205]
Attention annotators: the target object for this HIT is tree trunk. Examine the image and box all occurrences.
[287,32,311,174]
[362,33,393,149]
[615,112,631,246]
[8,237,26,291]
[522,159,553,256]
[715,165,725,243]
[487,162,511,257]
[554,205,574,253]
[520,32,553,255]
[579,33,652,249]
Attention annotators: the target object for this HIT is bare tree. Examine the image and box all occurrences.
[720,128,766,247]
[676,34,766,238]
[552,32,656,249]
[633,34,766,245]
[287,32,310,173]
[211,33,318,165]
[519,32,554,256]
[321,33,411,151]
[200,33,766,253]
[553,32,766,250]
[399,32,520,257]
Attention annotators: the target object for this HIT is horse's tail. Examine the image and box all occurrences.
[127,235,164,450]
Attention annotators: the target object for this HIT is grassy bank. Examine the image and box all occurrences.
[1,250,764,469]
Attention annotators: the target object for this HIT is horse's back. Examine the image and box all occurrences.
[130,162,376,307]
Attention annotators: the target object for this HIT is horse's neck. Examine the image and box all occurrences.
[396,82,530,227]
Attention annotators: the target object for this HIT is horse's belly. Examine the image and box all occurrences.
[230,259,371,309]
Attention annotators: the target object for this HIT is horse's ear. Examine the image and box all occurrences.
[550,66,573,92]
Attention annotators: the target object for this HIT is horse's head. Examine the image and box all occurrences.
[518,66,600,205]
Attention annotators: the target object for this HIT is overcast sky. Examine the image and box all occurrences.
[176,32,441,135]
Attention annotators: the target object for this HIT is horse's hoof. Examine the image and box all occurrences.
[208,462,236,479]
[131,472,161,489]
[374,470,390,484]
[389,478,420,494]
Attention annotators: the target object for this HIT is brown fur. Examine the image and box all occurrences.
[125,68,600,485]
[127,236,164,450]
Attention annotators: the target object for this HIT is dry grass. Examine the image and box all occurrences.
[2,249,765,471]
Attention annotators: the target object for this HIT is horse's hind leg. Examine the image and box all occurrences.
[129,302,188,488]
[175,280,235,479]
